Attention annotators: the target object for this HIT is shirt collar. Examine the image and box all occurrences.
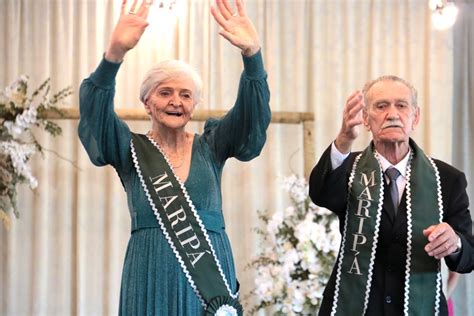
[376,148,411,178]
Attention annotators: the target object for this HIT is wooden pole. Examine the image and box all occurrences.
[47,107,316,178]
[45,107,314,124]
[303,120,315,179]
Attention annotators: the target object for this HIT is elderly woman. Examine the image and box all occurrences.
[78,0,270,314]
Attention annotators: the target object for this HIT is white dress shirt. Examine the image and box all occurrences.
[330,142,410,204]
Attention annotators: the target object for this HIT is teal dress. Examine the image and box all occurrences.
[78,52,270,315]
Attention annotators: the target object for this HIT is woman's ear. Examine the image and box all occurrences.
[144,99,151,115]
[192,98,201,111]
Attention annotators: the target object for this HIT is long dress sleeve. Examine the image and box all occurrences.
[78,57,132,174]
[201,50,271,166]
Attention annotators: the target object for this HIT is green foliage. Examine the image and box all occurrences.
[0,76,72,228]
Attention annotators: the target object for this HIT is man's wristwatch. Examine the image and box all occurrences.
[456,236,462,252]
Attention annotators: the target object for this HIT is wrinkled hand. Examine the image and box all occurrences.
[334,90,365,153]
[211,0,260,57]
[423,222,461,259]
[105,0,153,62]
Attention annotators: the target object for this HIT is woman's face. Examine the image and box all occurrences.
[145,76,196,130]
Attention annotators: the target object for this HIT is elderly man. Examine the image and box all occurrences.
[309,76,474,316]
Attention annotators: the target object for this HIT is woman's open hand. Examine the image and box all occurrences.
[211,0,260,57]
[105,0,153,62]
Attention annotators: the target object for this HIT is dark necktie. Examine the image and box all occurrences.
[385,167,401,215]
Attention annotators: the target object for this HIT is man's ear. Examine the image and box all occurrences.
[363,109,370,131]
[412,106,420,130]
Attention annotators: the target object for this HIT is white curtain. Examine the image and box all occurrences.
[452,1,474,316]
[0,0,470,315]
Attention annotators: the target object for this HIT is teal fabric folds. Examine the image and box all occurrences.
[78,51,270,315]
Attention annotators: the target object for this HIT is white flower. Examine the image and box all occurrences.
[281,247,299,276]
[267,209,284,236]
[250,175,340,314]
[328,220,342,253]
[294,212,316,243]
[3,75,29,107]
[1,75,69,225]
[310,202,332,216]
[16,106,38,127]
[284,205,296,217]
[254,268,273,295]
[3,121,24,139]
[283,175,309,205]
[298,244,318,270]
[286,282,306,312]
[282,174,298,191]
[215,305,237,316]
[0,141,38,189]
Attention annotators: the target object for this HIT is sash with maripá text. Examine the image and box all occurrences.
[330,146,384,316]
[404,140,442,315]
[331,140,442,316]
[130,133,242,316]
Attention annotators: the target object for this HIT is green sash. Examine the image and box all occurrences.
[332,140,443,316]
[130,133,242,316]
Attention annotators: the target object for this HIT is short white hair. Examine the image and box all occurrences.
[139,60,203,104]
[362,75,418,108]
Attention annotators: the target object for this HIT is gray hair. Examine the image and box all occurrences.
[362,75,418,108]
[139,60,203,104]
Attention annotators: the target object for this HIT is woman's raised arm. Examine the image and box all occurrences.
[211,0,260,57]
[105,0,153,62]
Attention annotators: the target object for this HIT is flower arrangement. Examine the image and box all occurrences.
[0,75,71,228]
[248,175,340,315]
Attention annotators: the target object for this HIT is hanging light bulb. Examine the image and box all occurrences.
[157,0,176,10]
[429,0,459,30]
[145,0,179,35]
[429,0,443,11]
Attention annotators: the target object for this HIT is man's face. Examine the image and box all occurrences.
[363,80,420,146]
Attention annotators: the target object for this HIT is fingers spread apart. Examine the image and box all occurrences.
[122,0,153,18]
